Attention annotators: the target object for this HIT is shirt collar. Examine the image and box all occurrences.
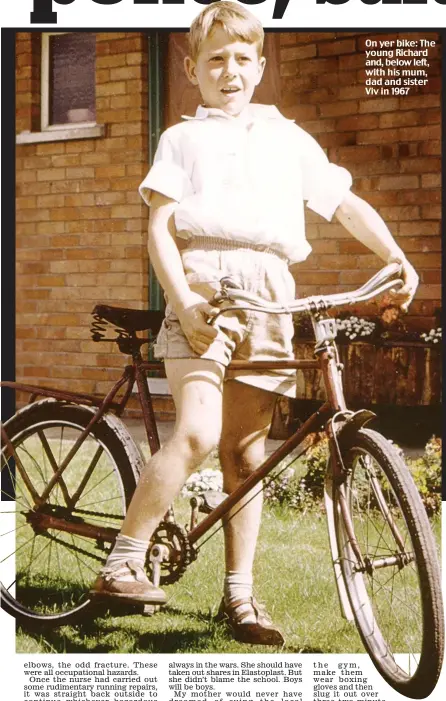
[181,104,294,124]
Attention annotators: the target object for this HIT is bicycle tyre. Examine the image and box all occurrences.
[333,428,444,698]
[1,399,143,628]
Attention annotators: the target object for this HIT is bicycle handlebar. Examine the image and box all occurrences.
[210,263,404,321]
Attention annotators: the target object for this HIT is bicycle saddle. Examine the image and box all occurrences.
[92,304,164,334]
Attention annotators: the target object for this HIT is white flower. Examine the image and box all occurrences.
[181,468,223,496]
[420,327,442,343]
[336,316,375,340]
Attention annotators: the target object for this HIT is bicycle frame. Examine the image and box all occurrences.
[4,261,444,699]
[0,308,368,619]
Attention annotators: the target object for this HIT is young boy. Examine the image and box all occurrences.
[92,1,418,645]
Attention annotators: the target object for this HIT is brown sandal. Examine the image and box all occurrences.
[217,597,285,646]
[90,559,167,605]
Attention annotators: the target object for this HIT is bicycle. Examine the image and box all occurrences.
[1,263,443,699]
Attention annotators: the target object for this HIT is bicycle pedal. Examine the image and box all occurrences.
[141,604,160,616]
[199,490,229,514]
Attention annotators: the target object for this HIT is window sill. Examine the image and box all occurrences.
[147,378,170,396]
[16,124,105,145]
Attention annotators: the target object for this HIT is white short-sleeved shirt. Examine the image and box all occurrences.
[139,104,352,264]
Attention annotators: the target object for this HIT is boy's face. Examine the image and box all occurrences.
[185,27,265,116]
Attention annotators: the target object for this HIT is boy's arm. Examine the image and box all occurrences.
[148,191,218,355]
[335,190,419,312]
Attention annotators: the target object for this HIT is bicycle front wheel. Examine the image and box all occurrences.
[334,428,444,699]
[1,400,142,627]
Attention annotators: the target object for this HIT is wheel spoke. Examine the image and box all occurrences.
[68,445,104,510]
[1,523,30,538]
[75,495,123,510]
[0,492,33,512]
[18,537,53,580]
[1,405,133,623]
[18,443,48,489]
[352,459,399,558]
[68,535,99,575]
[79,468,117,502]
[70,534,87,589]
[1,455,34,511]
[1,532,40,564]
[38,430,72,507]
[334,429,442,696]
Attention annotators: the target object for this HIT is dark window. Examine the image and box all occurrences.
[48,33,96,126]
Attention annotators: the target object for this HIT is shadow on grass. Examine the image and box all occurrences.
[17,624,115,654]
[17,602,221,654]
[18,621,221,654]
[13,583,88,612]
[16,601,327,654]
[137,628,221,653]
[282,644,325,653]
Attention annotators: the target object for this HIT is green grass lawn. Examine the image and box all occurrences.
[16,506,365,654]
[6,434,441,656]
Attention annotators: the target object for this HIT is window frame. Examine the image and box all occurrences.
[148,31,166,317]
[41,31,97,132]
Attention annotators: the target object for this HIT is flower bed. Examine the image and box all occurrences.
[293,304,442,407]
[294,339,442,406]
[181,438,442,517]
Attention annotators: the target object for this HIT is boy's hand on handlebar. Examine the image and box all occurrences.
[388,255,419,312]
[176,291,219,355]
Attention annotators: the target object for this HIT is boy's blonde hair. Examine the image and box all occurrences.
[188,1,264,60]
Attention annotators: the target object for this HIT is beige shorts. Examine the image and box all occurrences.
[154,240,297,396]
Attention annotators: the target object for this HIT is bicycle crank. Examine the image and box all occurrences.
[145,521,195,586]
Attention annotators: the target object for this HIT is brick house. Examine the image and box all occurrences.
[14,30,441,410]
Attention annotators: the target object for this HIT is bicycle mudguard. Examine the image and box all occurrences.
[334,409,377,449]
[328,409,376,484]
[5,398,146,483]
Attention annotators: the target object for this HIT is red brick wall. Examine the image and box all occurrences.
[16,32,149,397]
[279,32,441,330]
[15,31,442,402]
[16,33,40,133]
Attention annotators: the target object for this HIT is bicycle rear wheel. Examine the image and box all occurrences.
[1,399,142,627]
[334,428,443,698]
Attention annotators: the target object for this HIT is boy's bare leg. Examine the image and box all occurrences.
[218,381,282,644]
[91,358,224,603]
[120,358,224,541]
[220,381,275,572]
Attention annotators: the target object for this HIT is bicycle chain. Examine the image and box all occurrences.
[28,512,192,583]
[71,507,124,521]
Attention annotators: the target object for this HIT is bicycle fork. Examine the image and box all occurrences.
[311,312,373,621]
[323,409,376,623]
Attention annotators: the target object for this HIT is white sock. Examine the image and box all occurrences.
[104,534,148,570]
[224,571,253,607]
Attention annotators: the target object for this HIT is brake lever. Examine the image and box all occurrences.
[207,276,243,310]
[220,276,243,290]
[207,275,249,326]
